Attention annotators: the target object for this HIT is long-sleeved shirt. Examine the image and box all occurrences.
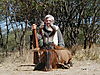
[39,25,65,47]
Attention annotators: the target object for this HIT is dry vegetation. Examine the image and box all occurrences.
[70,44,100,62]
[0,44,100,64]
[0,44,100,75]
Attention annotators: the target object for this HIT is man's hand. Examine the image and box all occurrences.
[32,24,37,29]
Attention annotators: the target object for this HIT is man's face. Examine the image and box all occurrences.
[44,18,53,27]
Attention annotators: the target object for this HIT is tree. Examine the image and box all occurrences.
[0,0,100,54]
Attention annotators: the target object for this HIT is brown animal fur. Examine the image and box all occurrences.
[34,50,59,71]
[34,44,73,71]
[51,43,72,66]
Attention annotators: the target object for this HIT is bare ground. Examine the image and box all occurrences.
[0,49,100,75]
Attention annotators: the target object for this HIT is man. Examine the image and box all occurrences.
[32,15,72,70]
[32,14,65,48]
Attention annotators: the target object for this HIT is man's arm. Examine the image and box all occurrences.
[57,28,65,47]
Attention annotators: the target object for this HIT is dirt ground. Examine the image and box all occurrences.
[0,50,100,75]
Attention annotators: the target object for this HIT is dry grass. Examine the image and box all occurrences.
[73,44,100,62]
[0,49,33,65]
[0,44,100,64]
